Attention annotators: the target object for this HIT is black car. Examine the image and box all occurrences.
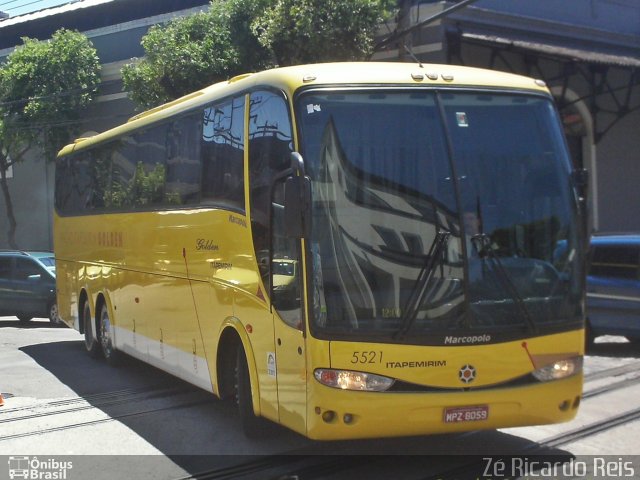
[0,250,60,325]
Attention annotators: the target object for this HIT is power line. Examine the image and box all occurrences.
[1,111,132,133]
[375,0,479,51]
[0,78,122,108]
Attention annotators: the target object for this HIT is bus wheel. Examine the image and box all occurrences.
[235,346,265,438]
[83,302,101,358]
[99,304,121,366]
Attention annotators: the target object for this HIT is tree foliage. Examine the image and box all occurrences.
[253,0,394,66]
[122,0,274,110]
[123,0,395,109]
[0,29,101,159]
[0,29,100,247]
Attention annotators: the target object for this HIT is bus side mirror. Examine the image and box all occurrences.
[284,175,311,238]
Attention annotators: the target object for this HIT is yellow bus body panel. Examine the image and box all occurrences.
[305,329,583,440]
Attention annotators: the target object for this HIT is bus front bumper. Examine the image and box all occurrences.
[305,374,582,440]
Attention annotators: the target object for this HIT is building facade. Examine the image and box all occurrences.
[0,0,639,250]
[374,0,640,234]
[0,0,210,250]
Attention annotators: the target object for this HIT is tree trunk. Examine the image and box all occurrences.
[0,165,19,249]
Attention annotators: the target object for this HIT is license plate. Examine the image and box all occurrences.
[443,405,489,423]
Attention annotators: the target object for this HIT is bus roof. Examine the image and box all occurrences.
[58,61,550,156]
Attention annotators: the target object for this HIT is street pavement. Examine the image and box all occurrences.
[1,316,639,479]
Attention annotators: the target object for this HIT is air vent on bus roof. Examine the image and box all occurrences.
[128,91,205,123]
[228,73,253,84]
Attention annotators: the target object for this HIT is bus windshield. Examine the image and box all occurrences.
[297,90,583,343]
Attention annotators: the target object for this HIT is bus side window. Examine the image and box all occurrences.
[131,126,170,207]
[103,127,170,209]
[166,112,202,205]
[55,152,96,214]
[201,96,245,211]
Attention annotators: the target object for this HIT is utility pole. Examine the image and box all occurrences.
[396,0,412,61]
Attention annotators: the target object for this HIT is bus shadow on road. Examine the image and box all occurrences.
[19,340,577,479]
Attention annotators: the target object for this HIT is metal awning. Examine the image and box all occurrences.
[461,32,640,69]
[448,29,640,143]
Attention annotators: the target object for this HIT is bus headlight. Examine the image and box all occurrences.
[532,356,583,382]
[314,368,394,391]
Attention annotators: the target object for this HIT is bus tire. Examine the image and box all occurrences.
[99,304,121,366]
[83,302,101,358]
[235,346,265,438]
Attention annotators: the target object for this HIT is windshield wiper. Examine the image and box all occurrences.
[394,231,450,340]
[471,234,538,334]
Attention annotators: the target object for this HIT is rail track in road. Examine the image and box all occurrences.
[0,384,183,420]
[166,361,640,480]
[2,356,638,479]
[540,406,640,448]
[0,383,213,442]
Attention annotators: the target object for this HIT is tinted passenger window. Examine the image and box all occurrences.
[590,245,639,280]
[202,96,246,210]
[108,127,171,208]
[56,97,244,215]
[55,152,96,214]
[166,113,202,205]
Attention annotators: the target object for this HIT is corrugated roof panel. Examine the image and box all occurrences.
[0,0,115,28]
[462,32,640,68]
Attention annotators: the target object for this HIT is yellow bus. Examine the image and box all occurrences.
[54,62,586,440]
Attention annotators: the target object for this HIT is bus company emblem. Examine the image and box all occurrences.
[459,365,476,384]
[228,214,247,228]
[444,334,491,345]
[196,239,219,251]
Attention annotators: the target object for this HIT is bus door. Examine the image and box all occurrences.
[248,88,307,433]
[271,177,307,434]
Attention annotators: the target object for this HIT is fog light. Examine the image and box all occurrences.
[343,413,353,424]
[559,400,570,411]
[322,410,336,423]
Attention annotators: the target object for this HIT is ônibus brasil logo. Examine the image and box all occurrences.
[8,456,73,480]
